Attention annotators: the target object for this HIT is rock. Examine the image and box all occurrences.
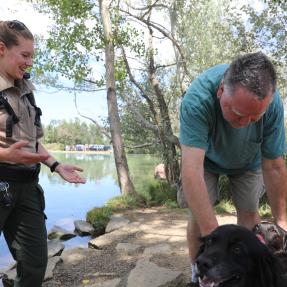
[85,278,121,287]
[89,228,129,249]
[74,220,94,236]
[105,214,130,233]
[116,243,141,254]
[127,259,184,287]
[143,243,172,257]
[2,256,62,285]
[96,278,121,287]
[44,256,62,281]
[48,226,76,241]
[154,163,166,180]
[1,268,16,286]
[48,239,65,258]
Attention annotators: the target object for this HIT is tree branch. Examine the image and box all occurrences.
[73,89,111,139]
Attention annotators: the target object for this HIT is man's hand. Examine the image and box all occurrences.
[55,164,86,184]
[0,140,49,164]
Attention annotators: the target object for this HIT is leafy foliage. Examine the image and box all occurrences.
[42,118,107,147]
[106,195,140,210]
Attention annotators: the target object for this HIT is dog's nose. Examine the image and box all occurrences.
[196,256,213,272]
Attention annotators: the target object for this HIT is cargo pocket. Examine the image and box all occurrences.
[36,184,47,219]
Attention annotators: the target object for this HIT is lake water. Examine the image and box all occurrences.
[0,152,159,270]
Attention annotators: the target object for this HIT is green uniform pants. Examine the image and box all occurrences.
[0,181,47,287]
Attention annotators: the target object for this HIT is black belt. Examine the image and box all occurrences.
[0,163,41,182]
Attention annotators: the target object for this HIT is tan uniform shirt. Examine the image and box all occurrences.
[0,75,43,154]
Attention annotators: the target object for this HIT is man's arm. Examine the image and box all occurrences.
[262,157,287,231]
[181,144,218,236]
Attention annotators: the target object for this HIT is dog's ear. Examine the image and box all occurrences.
[196,236,207,258]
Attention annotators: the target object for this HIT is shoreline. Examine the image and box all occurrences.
[49,150,113,155]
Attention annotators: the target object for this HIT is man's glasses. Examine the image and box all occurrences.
[6,20,27,31]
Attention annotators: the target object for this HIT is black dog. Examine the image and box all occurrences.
[196,224,287,287]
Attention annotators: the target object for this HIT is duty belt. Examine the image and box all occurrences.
[0,163,41,182]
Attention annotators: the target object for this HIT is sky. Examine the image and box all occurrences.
[0,0,108,125]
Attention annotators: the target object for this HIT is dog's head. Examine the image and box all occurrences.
[196,224,284,287]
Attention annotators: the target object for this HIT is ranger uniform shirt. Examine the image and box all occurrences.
[180,64,286,175]
[0,74,43,154]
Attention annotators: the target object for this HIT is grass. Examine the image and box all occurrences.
[215,200,236,214]
[86,178,274,237]
[85,180,178,235]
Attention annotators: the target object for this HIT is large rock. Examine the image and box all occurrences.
[48,226,76,241]
[89,221,141,249]
[127,259,184,287]
[1,256,62,285]
[116,243,141,254]
[89,228,129,249]
[48,239,65,258]
[143,243,172,257]
[105,215,130,233]
[44,256,62,281]
[74,220,94,236]
[154,163,166,180]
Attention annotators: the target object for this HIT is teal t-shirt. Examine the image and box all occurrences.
[180,64,286,175]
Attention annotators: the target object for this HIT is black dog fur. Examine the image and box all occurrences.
[196,224,287,287]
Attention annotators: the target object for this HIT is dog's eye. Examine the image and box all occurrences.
[231,246,242,254]
[205,238,213,246]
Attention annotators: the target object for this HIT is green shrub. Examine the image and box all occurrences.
[164,199,179,208]
[259,202,271,218]
[218,175,232,201]
[106,195,139,210]
[86,206,113,236]
[146,181,177,206]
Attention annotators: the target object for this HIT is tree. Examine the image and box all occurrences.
[238,1,287,92]
[42,118,107,146]
[99,0,136,195]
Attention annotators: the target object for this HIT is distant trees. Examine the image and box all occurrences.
[42,118,107,147]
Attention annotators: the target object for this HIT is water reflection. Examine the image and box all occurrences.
[0,153,159,270]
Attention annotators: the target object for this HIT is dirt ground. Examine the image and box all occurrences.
[42,207,237,287]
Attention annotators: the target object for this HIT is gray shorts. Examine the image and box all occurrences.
[188,169,265,214]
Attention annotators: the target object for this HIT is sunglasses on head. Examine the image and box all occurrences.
[6,20,27,31]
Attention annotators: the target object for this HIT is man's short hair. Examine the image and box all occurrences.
[223,52,277,100]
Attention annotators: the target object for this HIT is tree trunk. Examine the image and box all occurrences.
[147,25,180,185]
[99,0,136,195]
